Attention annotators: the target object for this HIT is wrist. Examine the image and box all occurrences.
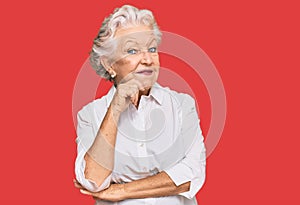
[108,103,121,120]
[120,183,130,200]
[123,183,134,200]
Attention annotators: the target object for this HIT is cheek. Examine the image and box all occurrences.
[114,57,140,74]
[127,57,141,69]
[152,54,160,66]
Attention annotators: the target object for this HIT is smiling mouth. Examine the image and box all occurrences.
[135,70,154,75]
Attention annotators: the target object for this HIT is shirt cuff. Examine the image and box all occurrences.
[163,161,205,199]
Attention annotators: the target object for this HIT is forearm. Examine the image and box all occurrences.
[124,171,190,199]
[84,105,120,186]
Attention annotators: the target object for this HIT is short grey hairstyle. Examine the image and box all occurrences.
[90,5,162,81]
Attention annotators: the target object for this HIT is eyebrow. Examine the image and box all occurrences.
[146,37,157,47]
[123,37,138,44]
[122,35,157,48]
[123,39,139,48]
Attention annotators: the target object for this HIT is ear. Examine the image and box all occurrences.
[100,56,113,73]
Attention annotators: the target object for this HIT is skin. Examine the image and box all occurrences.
[74,172,190,202]
[78,25,190,202]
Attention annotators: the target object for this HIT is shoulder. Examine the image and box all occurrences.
[159,85,196,107]
[77,99,104,116]
[77,90,112,120]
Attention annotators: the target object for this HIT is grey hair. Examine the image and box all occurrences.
[90,5,162,81]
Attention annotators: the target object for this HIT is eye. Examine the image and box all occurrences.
[148,47,157,53]
[127,49,138,55]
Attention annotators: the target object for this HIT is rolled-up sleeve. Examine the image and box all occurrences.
[163,95,206,199]
[75,106,112,192]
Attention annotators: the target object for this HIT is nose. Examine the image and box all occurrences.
[140,51,153,65]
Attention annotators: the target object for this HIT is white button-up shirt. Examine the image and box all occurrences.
[75,83,206,205]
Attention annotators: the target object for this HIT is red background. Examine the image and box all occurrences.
[1,0,299,204]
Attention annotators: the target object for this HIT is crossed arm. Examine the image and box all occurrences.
[74,171,190,202]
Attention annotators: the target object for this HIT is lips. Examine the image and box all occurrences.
[135,69,154,75]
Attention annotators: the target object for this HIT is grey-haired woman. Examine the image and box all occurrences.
[74,5,206,205]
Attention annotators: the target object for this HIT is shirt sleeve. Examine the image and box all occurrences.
[74,106,112,192]
[163,95,206,199]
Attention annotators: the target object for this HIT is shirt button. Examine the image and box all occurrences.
[140,143,144,147]
[143,167,147,172]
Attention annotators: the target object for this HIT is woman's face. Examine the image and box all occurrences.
[109,25,160,87]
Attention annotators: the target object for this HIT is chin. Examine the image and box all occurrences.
[147,78,158,88]
[139,75,158,87]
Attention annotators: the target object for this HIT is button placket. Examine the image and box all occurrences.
[136,105,150,173]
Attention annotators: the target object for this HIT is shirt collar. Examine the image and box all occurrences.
[149,82,164,105]
[105,82,164,108]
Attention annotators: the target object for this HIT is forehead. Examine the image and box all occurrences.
[114,25,156,44]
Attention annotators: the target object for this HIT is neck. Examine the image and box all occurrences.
[135,88,151,109]
[139,88,150,96]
